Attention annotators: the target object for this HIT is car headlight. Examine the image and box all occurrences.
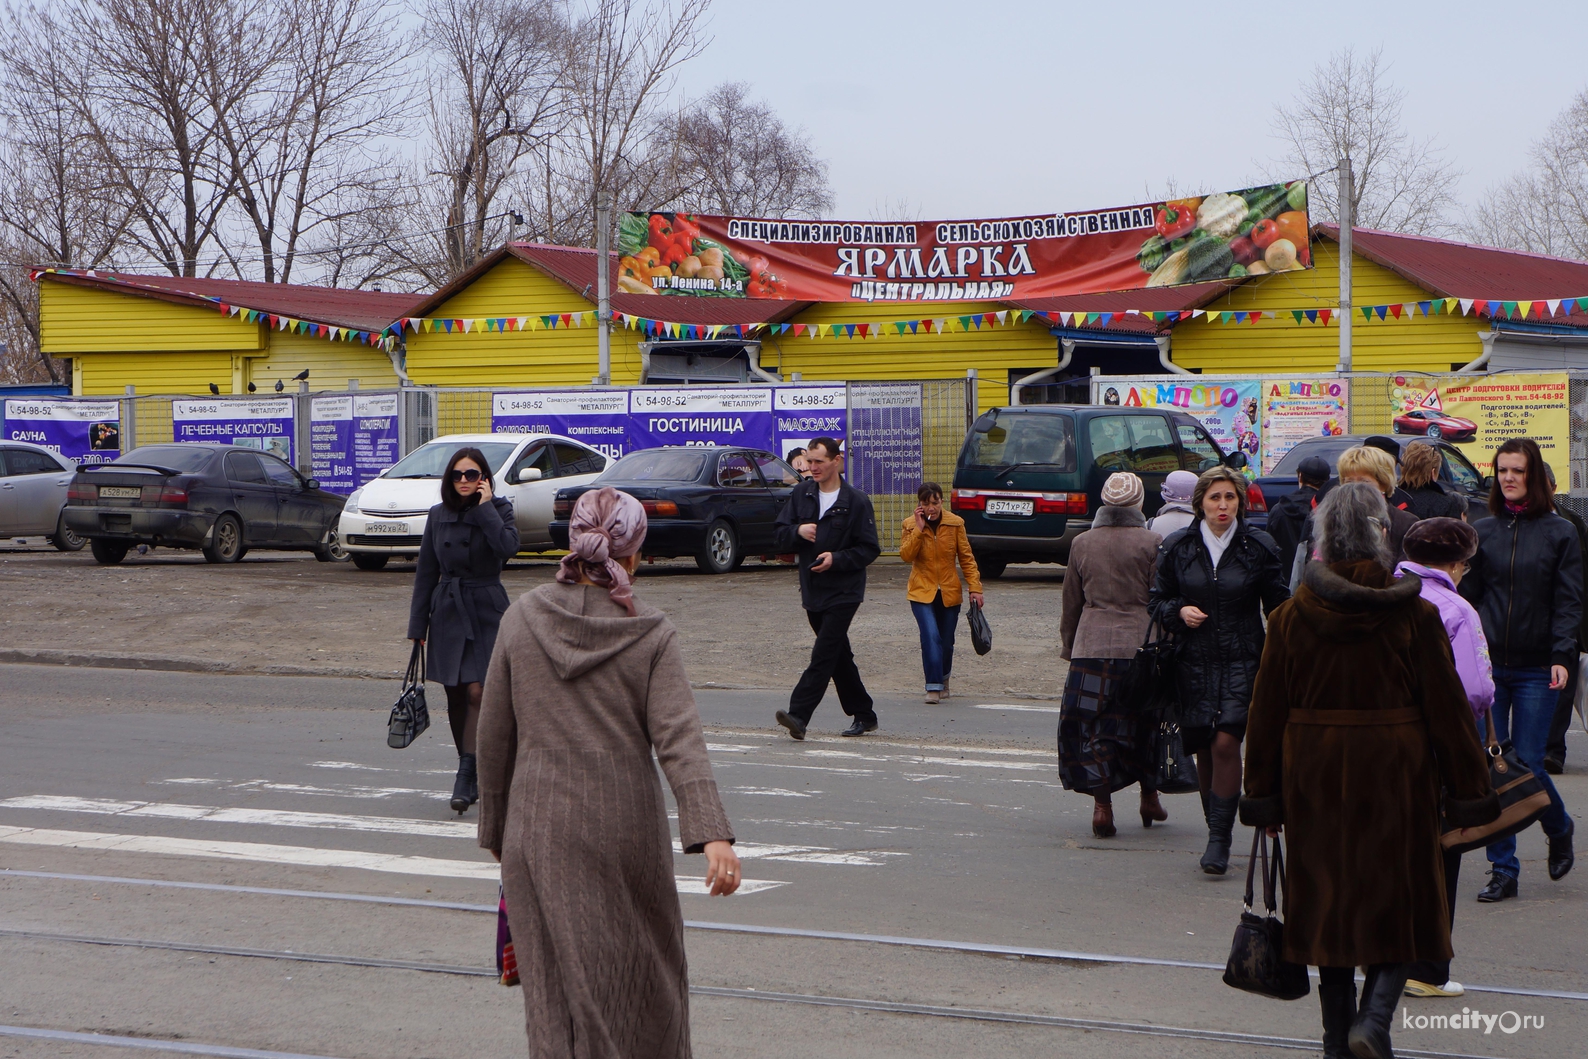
[344,488,363,515]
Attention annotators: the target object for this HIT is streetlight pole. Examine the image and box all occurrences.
[1337,156,1353,373]
[595,191,612,386]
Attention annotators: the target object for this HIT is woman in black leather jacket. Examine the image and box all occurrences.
[1460,438,1580,900]
[1150,467,1290,874]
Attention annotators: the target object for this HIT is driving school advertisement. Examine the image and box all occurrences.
[1389,373,1569,482]
[619,181,1310,302]
[3,399,121,464]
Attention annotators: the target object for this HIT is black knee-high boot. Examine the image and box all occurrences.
[1350,962,1410,1059]
[1201,793,1238,874]
[1317,968,1357,1059]
[451,753,477,815]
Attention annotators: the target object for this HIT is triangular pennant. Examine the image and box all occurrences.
[1577,298,1588,313]
[1319,309,1332,326]
[1459,299,1475,315]
[1293,310,1306,324]
[1099,312,1114,327]
[1517,300,1533,319]
[1389,304,1403,320]
[1417,301,1431,316]
[1548,299,1562,316]
[1250,311,1263,323]
[1360,306,1373,321]
[1375,305,1388,320]
[908,320,919,334]
[1233,312,1247,324]
[995,310,1008,325]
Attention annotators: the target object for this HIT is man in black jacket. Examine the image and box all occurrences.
[1266,455,1329,574]
[772,437,881,739]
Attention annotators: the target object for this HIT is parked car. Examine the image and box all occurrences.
[1254,434,1489,518]
[0,440,83,551]
[65,443,346,564]
[339,433,609,571]
[550,446,801,573]
[1391,408,1477,442]
[950,405,1251,577]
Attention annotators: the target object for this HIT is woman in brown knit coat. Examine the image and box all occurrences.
[477,487,739,1059]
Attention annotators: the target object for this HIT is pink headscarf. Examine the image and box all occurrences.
[555,487,648,615]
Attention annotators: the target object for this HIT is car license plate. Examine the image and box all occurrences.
[100,486,141,499]
[985,499,1034,516]
[365,521,409,534]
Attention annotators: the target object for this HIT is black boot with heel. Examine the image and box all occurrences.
[1349,962,1410,1059]
[1201,794,1239,874]
[1318,976,1357,1059]
[451,752,477,815]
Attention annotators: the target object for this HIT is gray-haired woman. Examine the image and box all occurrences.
[1243,482,1494,1059]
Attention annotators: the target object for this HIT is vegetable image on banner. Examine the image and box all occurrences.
[1260,379,1349,474]
[1389,373,1569,481]
[626,387,775,451]
[617,180,1308,302]
[172,397,295,464]
[3,399,121,464]
[491,391,630,461]
[1101,378,1262,475]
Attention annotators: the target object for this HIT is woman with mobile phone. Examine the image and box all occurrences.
[408,447,520,813]
[900,482,982,704]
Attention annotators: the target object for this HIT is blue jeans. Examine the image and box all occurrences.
[911,595,960,691]
[1487,665,1575,879]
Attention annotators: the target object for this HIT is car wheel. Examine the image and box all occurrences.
[203,514,245,564]
[978,559,1008,580]
[314,527,351,563]
[1391,423,1402,434]
[52,512,86,552]
[1426,424,1442,439]
[352,553,390,571]
[695,519,739,574]
[89,538,128,565]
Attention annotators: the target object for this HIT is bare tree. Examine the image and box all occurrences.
[660,81,831,217]
[1272,47,1462,235]
[1469,90,1588,259]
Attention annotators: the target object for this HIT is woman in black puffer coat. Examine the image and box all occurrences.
[1150,467,1290,874]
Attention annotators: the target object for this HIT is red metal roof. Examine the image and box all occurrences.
[1316,224,1588,305]
[34,268,423,332]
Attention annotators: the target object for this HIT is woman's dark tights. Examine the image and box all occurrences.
[1196,730,1243,798]
[444,683,482,756]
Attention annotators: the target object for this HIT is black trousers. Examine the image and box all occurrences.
[1546,652,1579,763]
[1406,846,1463,986]
[788,604,875,726]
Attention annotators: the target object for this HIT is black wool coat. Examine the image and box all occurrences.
[1149,521,1290,729]
[772,478,880,612]
[1460,509,1584,668]
[407,496,521,686]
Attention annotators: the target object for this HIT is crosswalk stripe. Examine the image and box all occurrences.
[0,796,475,838]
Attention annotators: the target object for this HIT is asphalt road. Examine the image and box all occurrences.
[0,663,1583,1058]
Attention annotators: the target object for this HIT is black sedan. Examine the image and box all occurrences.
[65,443,346,564]
[1252,434,1489,526]
[550,446,801,573]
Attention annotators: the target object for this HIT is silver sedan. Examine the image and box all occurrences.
[0,441,84,550]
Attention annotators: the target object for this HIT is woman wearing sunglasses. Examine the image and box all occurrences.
[408,447,521,813]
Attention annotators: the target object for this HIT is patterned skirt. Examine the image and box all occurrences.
[1058,657,1155,795]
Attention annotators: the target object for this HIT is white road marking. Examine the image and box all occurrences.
[308,760,456,776]
[671,838,904,867]
[0,796,475,838]
[722,787,815,798]
[971,702,1062,713]
[803,749,1049,772]
[675,877,786,895]
[161,779,449,800]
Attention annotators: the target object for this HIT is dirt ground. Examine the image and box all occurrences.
[0,546,1071,700]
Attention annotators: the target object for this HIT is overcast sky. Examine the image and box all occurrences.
[673,0,1584,222]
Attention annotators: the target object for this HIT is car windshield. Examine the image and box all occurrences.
[383,441,518,479]
[960,411,1076,473]
[113,445,215,472]
[1269,438,1367,477]
[602,449,708,482]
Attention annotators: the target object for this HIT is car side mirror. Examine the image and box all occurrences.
[972,412,997,434]
[1224,451,1249,470]
[1482,475,1495,491]
[513,467,542,483]
[305,478,320,490]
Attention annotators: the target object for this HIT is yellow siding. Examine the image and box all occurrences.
[41,279,264,354]
[245,332,400,392]
[76,351,237,396]
[778,300,1058,413]
[405,258,647,387]
[1168,240,1488,374]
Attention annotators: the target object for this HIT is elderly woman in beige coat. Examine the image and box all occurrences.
[1059,472,1165,837]
[477,486,739,1059]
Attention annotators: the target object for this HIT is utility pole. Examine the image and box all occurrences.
[595,190,612,385]
[1336,156,1353,373]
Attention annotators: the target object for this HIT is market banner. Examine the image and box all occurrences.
[846,383,924,495]
[492,390,631,461]
[1094,377,1262,475]
[1260,379,1349,474]
[773,386,846,462]
[172,397,295,464]
[310,394,400,494]
[1388,374,1569,482]
[618,181,1309,303]
[3,398,121,464]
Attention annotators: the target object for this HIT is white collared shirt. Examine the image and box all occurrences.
[1201,519,1235,568]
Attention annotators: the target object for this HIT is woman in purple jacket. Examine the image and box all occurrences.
[1394,517,1492,1000]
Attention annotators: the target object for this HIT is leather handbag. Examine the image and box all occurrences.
[387,641,431,749]
[967,601,993,655]
[1119,621,1176,715]
[1153,719,1201,794]
[1223,830,1310,1001]
[1440,711,1552,855]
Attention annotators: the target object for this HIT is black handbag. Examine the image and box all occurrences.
[387,641,431,749]
[1440,711,1552,855]
[1153,719,1201,794]
[1223,830,1310,1001]
[967,601,992,655]
[1119,621,1177,714]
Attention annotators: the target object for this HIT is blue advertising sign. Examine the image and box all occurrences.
[172,397,295,464]
[3,398,121,464]
[773,386,845,462]
[627,387,775,450]
[846,382,923,495]
[492,390,630,460]
[310,393,401,494]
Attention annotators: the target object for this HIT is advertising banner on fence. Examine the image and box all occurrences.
[172,397,295,463]
[627,387,776,451]
[618,181,1309,303]
[773,386,846,461]
[310,394,400,494]
[1260,379,1349,474]
[3,399,121,464]
[1096,377,1262,474]
[846,383,924,496]
[1389,373,1570,482]
[492,391,631,461]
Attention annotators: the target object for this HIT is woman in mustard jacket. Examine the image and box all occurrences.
[901,482,983,703]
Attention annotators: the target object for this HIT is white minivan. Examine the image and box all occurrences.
[339,433,609,570]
